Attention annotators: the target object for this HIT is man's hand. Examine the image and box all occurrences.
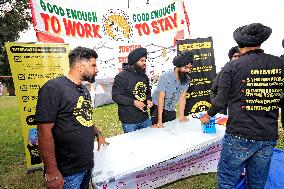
[200,113,210,124]
[134,100,146,112]
[147,100,153,109]
[156,121,164,128]
[97,135,109,151]
[45,172,64,189]
[38,122,63,189]
[150,124,158,128]
[179,115,188,122]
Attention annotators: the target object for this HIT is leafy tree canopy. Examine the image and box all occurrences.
[0,0,32,87]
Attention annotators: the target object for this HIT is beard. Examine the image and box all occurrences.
[82,73,96,83]
[178,71,189,85]
[132,63,146,74]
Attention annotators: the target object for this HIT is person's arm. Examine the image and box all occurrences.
[112,75,146,111]
[112,74,134,106]
[179,91,188,122]
[210,73,221,102]
[35,83,64,187]
[153,73,168,128]
[157,91,166,128]
[146,77,152,101]
[93,125,109,150]
[207,86,230,115]
[146,78,153,108]
[201,62,232,123]
[37,122,64,188]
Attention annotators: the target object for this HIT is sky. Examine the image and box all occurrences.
[19,0,284,72]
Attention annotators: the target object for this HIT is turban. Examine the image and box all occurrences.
[173,51,194,67]
[128,47,147,66]
[233,23,272,48]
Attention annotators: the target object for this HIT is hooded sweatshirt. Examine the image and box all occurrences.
[208,49,284,140]
[112,66,151,124]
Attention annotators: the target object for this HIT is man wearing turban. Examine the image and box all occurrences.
[112,47,153,133]
[201,23,284,188]
[151,51,193,128]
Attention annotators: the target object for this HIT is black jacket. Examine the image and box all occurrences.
[280,54,284,130]
[112,67,151,124]
[208,49,284,140]
[211,71,227,115]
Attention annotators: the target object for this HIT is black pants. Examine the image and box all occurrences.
[150,104,176,124]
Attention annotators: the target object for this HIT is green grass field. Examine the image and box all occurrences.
[0,96,283,188]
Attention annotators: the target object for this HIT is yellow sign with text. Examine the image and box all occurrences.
[5,42,70,172]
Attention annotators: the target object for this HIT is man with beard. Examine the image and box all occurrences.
[151,51,193,128]
[35,46,108,189]
[201,23,284,188]
[112,47,153,133]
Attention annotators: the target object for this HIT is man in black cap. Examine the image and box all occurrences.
[151,51,193,128]
[201,23,284,188]
[112,47,153,133]
[210,46,241,115]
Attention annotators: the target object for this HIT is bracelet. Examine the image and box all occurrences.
[45,173,60,182]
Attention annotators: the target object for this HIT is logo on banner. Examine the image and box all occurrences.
[102,9,133,41]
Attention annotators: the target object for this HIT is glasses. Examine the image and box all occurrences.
[76,85,90,100]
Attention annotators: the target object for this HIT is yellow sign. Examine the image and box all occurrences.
[5,42,70,171]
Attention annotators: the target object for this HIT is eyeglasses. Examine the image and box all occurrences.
[76,85,90,100]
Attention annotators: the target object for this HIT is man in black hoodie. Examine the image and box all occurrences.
[112,47,153,133]
[201,23,284,189]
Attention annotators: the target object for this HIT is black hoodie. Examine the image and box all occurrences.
[208,49,284,140]
[112,66,151,124]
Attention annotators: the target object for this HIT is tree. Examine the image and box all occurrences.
[0,0,32,95]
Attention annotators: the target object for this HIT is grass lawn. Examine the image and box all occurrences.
[0,96,283,188]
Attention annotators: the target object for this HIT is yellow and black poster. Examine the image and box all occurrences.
[5,42,70,172]
[177,37,216,114]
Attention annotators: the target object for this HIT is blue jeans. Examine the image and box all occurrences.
[122,118,151,133]
[64,169,91,189]
[218,133,276,189]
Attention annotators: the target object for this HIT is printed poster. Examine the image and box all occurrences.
[177,37,217,114]
[5,42,70,171]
